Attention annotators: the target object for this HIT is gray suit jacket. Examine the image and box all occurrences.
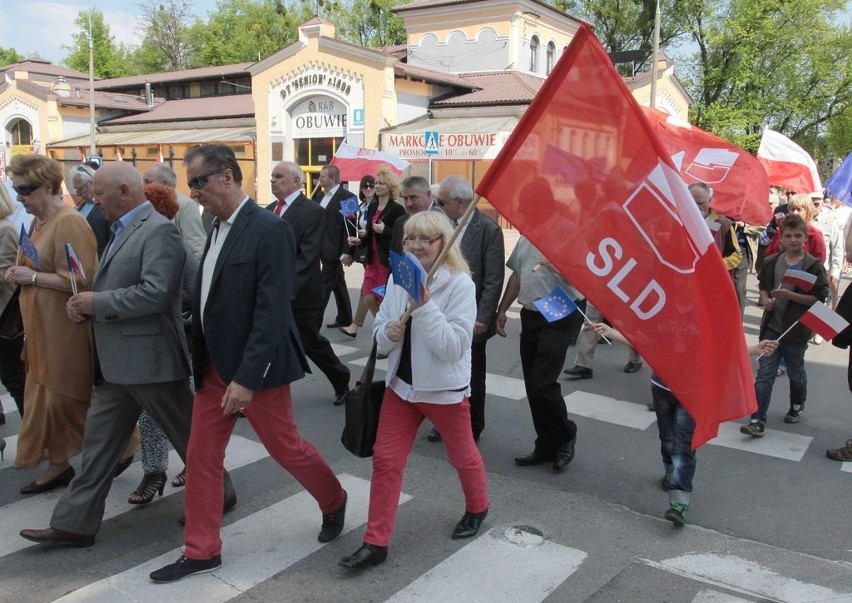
[461,209,505,342]
[175,192,207,260]
[91,203,190,385]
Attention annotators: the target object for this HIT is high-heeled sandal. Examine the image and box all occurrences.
[128,472,166,505]
[171,467,186,488]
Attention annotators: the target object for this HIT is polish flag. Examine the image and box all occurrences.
[799,301,849,340]
[115,147,123,162]
[781,268,817,291]
[757,129,821,193]
[64,242,88,289]
[330,142,410,181]
[157,146,165,163]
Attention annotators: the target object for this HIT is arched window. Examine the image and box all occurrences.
[6,118,32,146]
[546,41,556,74]
[529,35,540,72]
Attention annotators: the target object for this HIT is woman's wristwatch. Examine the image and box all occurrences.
[30,271,37,285]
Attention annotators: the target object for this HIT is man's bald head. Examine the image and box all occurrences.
[93,162,146,221]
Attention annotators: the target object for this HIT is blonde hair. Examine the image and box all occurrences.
[405,211,470,275]
[0,184,15,220]
[787,193,815,223]
[8,154,63,195]
[375,165,401,200]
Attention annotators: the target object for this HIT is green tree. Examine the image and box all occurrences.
[63,9,131,78]
[334,0,408,47]
[132,0,197,72]
[0,47,23,66]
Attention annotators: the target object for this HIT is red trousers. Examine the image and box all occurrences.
[184,365,344,559]
[364,389,489,547]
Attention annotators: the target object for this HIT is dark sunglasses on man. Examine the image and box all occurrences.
[187,169,225,190]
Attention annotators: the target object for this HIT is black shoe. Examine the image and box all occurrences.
[739,420,765,438]
[784,404,804,423]
[0,412,5,425]
[452,508,488,539]
[623,361,643,374]
[338,543,388,570]
[150,554,221,583]
[318,490,347,543]
[113,455,134,478]
[20,466,75,495]
[553,437,576,473]
[338,326,357,339]
[326,321,345,329]
[427,427,443,442]
[180,495,237,525]
[563,366,593,380]
[334,390,348,406]
[20,527,95,547]
[514,451,553,466]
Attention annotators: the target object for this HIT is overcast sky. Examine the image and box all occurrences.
[0,0,219,65]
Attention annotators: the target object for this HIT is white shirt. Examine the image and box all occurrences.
[320,184,339,209]
[276,190,300,216]
[200,196,250,326]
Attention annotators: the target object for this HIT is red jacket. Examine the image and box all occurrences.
[764,223,826,264]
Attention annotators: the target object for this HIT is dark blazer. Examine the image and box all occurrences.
[355,199,405,266]
[193,200,309,390]
[460,209,505,342]
[83,202,112,258]
[268,193,324,309]
[312,185,352,263]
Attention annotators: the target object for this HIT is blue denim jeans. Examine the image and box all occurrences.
[752,328,808,424]
[653,384,696,505]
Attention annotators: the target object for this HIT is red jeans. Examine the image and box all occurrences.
[184,365,344,559]
[364,389,489,547]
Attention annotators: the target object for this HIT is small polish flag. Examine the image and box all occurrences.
[115,147,123,162]
[799,301,849,341]
[757,128,821,193]
[781,268,817,291]
[157,146,164,163]
[65,242,88,289]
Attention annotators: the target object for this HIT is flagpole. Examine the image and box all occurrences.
[575,305,612,345]
[756,321,799,358]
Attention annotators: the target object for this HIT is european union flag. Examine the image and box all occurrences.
[533,285,577,322]
[827,152,852,206]
[18,224,39,269]
[339,195,360,218]
[389,251,424,303]
[371,284,386,299]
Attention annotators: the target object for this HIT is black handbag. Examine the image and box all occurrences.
[341,339,386,457]
[0,287,23,339]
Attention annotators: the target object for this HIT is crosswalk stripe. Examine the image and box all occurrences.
[708,423,812,462]
[330,343,359,357]
[564,390,658,430]
[384,526,586,603]
[840,462,852,473]
[0,435,268,558]
[1,392,17,417]
[0,434,18,470]
[53,474,410,603]
[692,590,752,603]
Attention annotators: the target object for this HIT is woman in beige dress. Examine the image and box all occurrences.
[4,154,97,494]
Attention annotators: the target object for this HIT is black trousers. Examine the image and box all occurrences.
[469,339,487,438]
[293,305,350,396]
[519,307,583,454]
[0,333,25,416]
[321,260,352,326]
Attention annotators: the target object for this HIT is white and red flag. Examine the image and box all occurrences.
[115,147,123,162]
[798,301,849,341]
[642,107,770,225]
[64,242,88,294]
[476,24,756,448]
[757,128,821,193]
[157,146,165,163]
[330,141,409,181]
[781,268,817,291]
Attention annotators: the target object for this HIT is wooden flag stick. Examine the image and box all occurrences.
[756,321,797,358]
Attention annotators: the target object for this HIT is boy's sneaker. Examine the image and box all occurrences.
[826,439,852,461]
[739,420,765,437]
[664,502,688,527]
[784,404,804,423]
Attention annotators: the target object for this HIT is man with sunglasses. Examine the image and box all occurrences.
[69,164,111,257]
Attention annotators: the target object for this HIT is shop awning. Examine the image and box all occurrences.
[380,115,517,161]
[47,126,257,149]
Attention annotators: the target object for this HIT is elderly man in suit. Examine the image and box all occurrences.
[312,164,353,329]
[68,164,111,257]
[269,161,350,405]
[20,161,235,548]
[150,146,346,583]
[427,176,505,442]
[143,163,208,259]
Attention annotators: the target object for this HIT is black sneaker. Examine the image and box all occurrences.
[149,554,221,583]
[664,502,688,526]
[739,421,765,438]
[784,404,804,423]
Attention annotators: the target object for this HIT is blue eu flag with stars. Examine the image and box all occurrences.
[533,285,577,322]
[339,195,359,218]
[18,224,39,269]
[389,251,424,303]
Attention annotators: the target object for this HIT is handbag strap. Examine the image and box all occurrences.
[358,338,378,384]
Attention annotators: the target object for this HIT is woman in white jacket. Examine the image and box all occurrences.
[339,211,489,570]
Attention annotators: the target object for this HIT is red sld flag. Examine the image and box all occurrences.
[476,24,756,448]
[641,107,771,225]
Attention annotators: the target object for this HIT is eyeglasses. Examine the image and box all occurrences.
[12,182,40,197]
[403,235,441,247]
[187,169,225,190]
[361,184,375,189]
[74,181,92,193]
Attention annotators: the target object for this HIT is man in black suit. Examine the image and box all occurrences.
[428,176,505,442]
[311,165,353,328]
[270,161,350,405]
[391,176,434,254]
[69,164,111,257]
[150,146,346,583]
